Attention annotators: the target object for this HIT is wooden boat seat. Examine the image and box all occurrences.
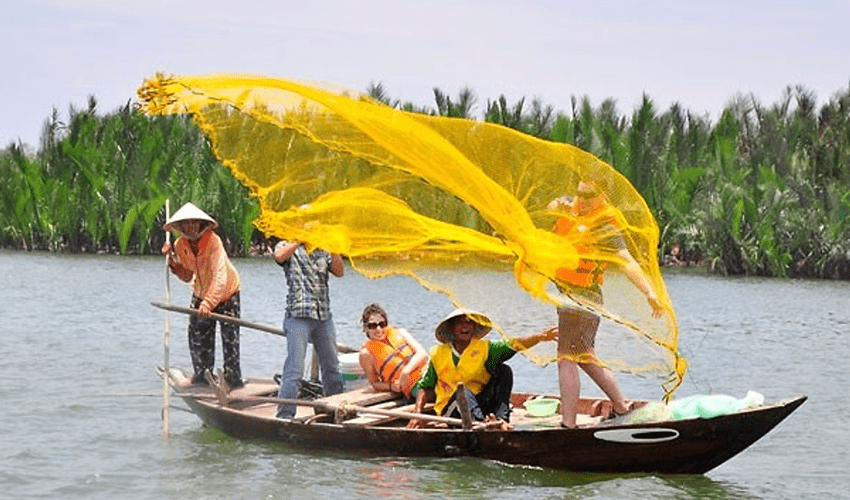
[287,387,404,422]
[230,379,278,399]
[341,400,412,426]
[313,387,400,411]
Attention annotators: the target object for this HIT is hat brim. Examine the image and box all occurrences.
[435,308,492,343]
[163,202,218,232]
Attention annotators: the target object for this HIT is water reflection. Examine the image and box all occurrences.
[343,456,759,500]
[658,474,761,499]
[350,459,423,499]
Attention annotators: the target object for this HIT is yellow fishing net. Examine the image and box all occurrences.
[138,73,687,398]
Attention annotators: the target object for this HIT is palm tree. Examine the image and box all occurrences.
[366,81,400,107]
[485,95,525,130]
[433,86,477,118]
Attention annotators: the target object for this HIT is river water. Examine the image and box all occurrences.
[1,250,847,499]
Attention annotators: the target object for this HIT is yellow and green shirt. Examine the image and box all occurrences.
[416,338,517,415]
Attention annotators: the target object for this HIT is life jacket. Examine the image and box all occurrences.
[553,202,624,288]
[363,327,425,398]
[430,337,491,415]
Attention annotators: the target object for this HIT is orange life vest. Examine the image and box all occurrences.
[430,337,491,415]
[363,327,425,398]
[553,202,624,288]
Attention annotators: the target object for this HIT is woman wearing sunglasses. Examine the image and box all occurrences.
[358,303,428,400]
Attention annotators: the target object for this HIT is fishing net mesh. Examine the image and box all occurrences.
[138,73,687,399]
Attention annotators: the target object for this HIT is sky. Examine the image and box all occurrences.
[3,0,849,148]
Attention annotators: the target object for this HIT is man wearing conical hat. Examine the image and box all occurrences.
[407,309,556,429]
[162,202,243,389]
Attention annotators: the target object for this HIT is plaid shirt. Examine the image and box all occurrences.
[277,241,333,320]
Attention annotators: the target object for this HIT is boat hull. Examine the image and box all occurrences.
[175,384,805,474]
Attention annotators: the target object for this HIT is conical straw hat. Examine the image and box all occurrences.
[434,308,492,343]
[163,202,218,231]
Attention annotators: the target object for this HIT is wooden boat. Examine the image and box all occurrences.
[166,371,806,474]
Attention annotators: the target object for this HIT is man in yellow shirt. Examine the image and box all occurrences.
[408,309,556,429]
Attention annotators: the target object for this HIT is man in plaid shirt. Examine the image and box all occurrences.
[273,240,345,419]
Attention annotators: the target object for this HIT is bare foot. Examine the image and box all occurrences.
[475,414,514,431]
[167,369,194,388]
[174,378,194,388]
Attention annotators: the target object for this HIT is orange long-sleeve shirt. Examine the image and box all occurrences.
[173,230,240,311]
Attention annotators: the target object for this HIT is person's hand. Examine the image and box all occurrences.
[406,418,424,429]
[395,373,409,392]
[646,292,664,318]
[161,242,172,255]
[540,326,558,341]
[198,303,211,318]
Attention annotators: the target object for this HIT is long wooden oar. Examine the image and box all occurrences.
[153,301,358,382]
[151,300,285,337]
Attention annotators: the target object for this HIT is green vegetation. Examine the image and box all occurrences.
[2,83,849,279]
[0,97,258,256]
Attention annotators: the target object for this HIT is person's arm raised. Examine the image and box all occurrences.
[273,241,301,265]
[508,326,558,351]
[329,253,345,277]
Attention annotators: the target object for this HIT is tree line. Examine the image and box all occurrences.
[2,81,849,279]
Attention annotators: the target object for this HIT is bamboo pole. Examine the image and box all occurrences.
[162,200,171,439]
[151,300,357,353]
[456,383,474,430]
[151,301,285,336]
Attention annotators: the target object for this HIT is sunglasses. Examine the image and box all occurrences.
[366,320,388,330]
